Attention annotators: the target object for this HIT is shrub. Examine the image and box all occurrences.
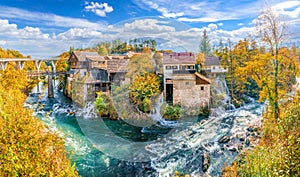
[163,104,182,120]
[94,92,118,119]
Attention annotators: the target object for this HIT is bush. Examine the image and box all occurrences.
[163,104,182,120]
[94,92,118,119]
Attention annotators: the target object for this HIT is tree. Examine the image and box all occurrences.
[97,43,108,56]
[255,4,290,119]
[129,73,161,113]
[0,48,78,176]
[199,29,211,56]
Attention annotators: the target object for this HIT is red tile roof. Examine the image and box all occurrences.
[162,52,195,64]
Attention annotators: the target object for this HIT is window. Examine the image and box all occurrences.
[166,65,172,70]
[189,65,194,69]
[172,65,178,69]
[201,86,204,90]
[181,66,187,70]
[186,82,189,86]
[212,66,215,70]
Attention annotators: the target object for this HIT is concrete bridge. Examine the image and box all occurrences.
[0,58,64,98]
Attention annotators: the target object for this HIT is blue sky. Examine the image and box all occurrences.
[0,0,299,57]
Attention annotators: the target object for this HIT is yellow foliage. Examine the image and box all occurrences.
[0,48,78,176]
[196,52,205,65]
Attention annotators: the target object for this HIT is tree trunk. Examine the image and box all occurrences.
[273,47,280,119]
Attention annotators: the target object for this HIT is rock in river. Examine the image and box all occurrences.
[218,135,230,143]
[202,152,211,173]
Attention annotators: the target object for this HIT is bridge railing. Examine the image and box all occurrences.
[26,70,67,77]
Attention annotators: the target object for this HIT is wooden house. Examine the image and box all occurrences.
[65,51,129,101]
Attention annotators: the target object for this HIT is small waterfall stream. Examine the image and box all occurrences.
[24,76,264,177]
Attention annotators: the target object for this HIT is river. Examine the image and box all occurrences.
[24,83,264,177]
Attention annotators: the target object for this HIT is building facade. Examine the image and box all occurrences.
[204,56,227,78]
[162,52,211,109]
[66,51,129,104]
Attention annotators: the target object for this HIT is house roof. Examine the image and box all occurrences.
[86,56,106,61]
[204,56,221,66]
[71,51,99,61]
[105,55,126,60]
[107,59,129,73]
[172,71,211,84]
[195,72,211,84]
[162,52,196,64]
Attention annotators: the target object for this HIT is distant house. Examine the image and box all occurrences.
[162,52,211,108]
[65,51,129,103]
[204,56,227,78]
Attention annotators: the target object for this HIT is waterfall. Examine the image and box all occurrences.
[24,73,265,177]
[75,102,97,119]
[210,75,236,117]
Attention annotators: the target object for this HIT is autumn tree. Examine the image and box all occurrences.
[129,73,161,113]
[255,4,290,119]
[0,48,78,176]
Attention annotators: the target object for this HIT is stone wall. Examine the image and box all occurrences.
[173,74,210,109]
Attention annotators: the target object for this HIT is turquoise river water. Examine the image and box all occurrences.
[24,85,264,177]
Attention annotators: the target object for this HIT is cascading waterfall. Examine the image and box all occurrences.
[25,75,264,177]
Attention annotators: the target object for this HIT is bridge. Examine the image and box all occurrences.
[0,58,60,71]
[0,58,65,98]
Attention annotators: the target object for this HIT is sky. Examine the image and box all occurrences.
[0,0,299,58]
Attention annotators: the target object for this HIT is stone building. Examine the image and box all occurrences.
[162,52,211,108]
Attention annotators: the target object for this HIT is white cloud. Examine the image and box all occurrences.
[111,19,176,34]
[0,6,105,30]
[162,12,184,18]
[273,1,300,18]
[178,17,220,22]
[0,20,49,39]
[133,0,259,23]
[0,40,6,45]
[238,23,244,26]
[273,1,300,11]
[208,24,218,31]
[218,23,223,26]
[56,28,103,40]
[85,2,113,17]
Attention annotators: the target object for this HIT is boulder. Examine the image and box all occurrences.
[218,135,230,143]
[202,152,211,173]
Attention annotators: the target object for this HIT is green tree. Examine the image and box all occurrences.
[199,29,211,56]
[97,43,108,56]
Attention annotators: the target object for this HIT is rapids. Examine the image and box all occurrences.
[24,78,264,177]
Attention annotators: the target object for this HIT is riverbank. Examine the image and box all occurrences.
[222,92,300,176]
